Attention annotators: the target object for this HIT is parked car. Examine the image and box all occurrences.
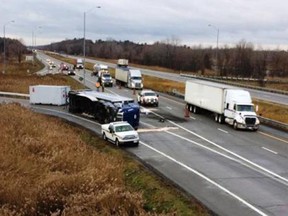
[137,89,159,106]
[101,121,139,147]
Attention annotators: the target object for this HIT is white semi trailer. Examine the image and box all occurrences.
[115,59,143,89]
[185,80,260,130]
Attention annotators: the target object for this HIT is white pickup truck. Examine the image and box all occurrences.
[101,122,139,147]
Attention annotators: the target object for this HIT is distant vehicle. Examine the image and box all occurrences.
[67,69,75,76]
[48,61,56,69]
[115,59,143,89]
[92,64,108,76]
[60,63,69,71]
[68,90,140,128]
[100,72,113,87]
[75,58,84,69]
[137,89,159,107]
[185,80,260,131]
[101,121,139,147]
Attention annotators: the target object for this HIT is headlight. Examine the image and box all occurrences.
[256,118,260,125]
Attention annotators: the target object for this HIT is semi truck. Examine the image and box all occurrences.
[68,90,140,129]
[115,59,143,89]
[92,64,109,76]
[185,80,260,131]
[76,58,84,69]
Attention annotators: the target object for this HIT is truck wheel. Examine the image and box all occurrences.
[218,115,223,124]
[233,121,238,130]
[115,139,120,147]
[193,106,197,114]
[102,133,107,141]
[215,114,218,122]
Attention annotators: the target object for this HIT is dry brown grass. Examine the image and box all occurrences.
[143,75,185,94]
[0,74,84,94]
[0,103,143,215]
[0,103,209,215]
[254,99,288,123]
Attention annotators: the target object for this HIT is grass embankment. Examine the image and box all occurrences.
[0,103,209,215]
[0,57,210,214]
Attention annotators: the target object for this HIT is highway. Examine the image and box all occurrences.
[63,54,288,106]
[27,52,288,216]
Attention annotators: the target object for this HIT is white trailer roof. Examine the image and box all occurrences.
[186,79,239,90]
[78,90,134,103]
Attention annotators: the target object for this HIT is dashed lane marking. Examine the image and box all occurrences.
[138,127,178,133]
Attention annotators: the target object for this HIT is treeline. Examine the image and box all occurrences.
[0,38,29,63]
[43,38,288,78]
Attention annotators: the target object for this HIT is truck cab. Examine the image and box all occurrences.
[76,58,84,69]
[100,72,113,87]
[128,69,143,89]
[224,90,260,130]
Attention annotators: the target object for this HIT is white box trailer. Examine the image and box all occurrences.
[29,85,71,105]
[185,80,225,114]
[185,80,259,130]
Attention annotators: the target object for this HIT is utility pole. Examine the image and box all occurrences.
[3,20,15,74]
[83,6,101,87]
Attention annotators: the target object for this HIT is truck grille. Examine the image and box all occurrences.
[245,117,256,125]
[135,83,141,88]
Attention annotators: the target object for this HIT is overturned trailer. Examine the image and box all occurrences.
[68,90,140,128]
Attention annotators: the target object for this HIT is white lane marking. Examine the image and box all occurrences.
[161,95,185,106]
[190,116,196,120]
[259,132,288,144]
[166,106,172,110]
[168,119,288,184]
[138,127,178,133]
[218,128,229,134]
[140,141,268,216]
[262,147,278,155]
[149,109,288,185]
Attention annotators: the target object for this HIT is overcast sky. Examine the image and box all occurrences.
[1,0,288,50]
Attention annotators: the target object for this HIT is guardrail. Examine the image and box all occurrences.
[180,73,288,96]
[1,91,287,132]
[0,91,29,99]
[169,89,288,132]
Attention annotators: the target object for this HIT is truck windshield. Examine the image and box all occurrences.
[131,77,142,80]
[115,125,134,132]
[102,74,111,78]
[144,92,156,96]
[236,105,254,112]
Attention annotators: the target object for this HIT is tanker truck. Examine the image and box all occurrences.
[185,80,260,131]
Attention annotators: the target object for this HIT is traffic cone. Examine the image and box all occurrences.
[184,105,190,118]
